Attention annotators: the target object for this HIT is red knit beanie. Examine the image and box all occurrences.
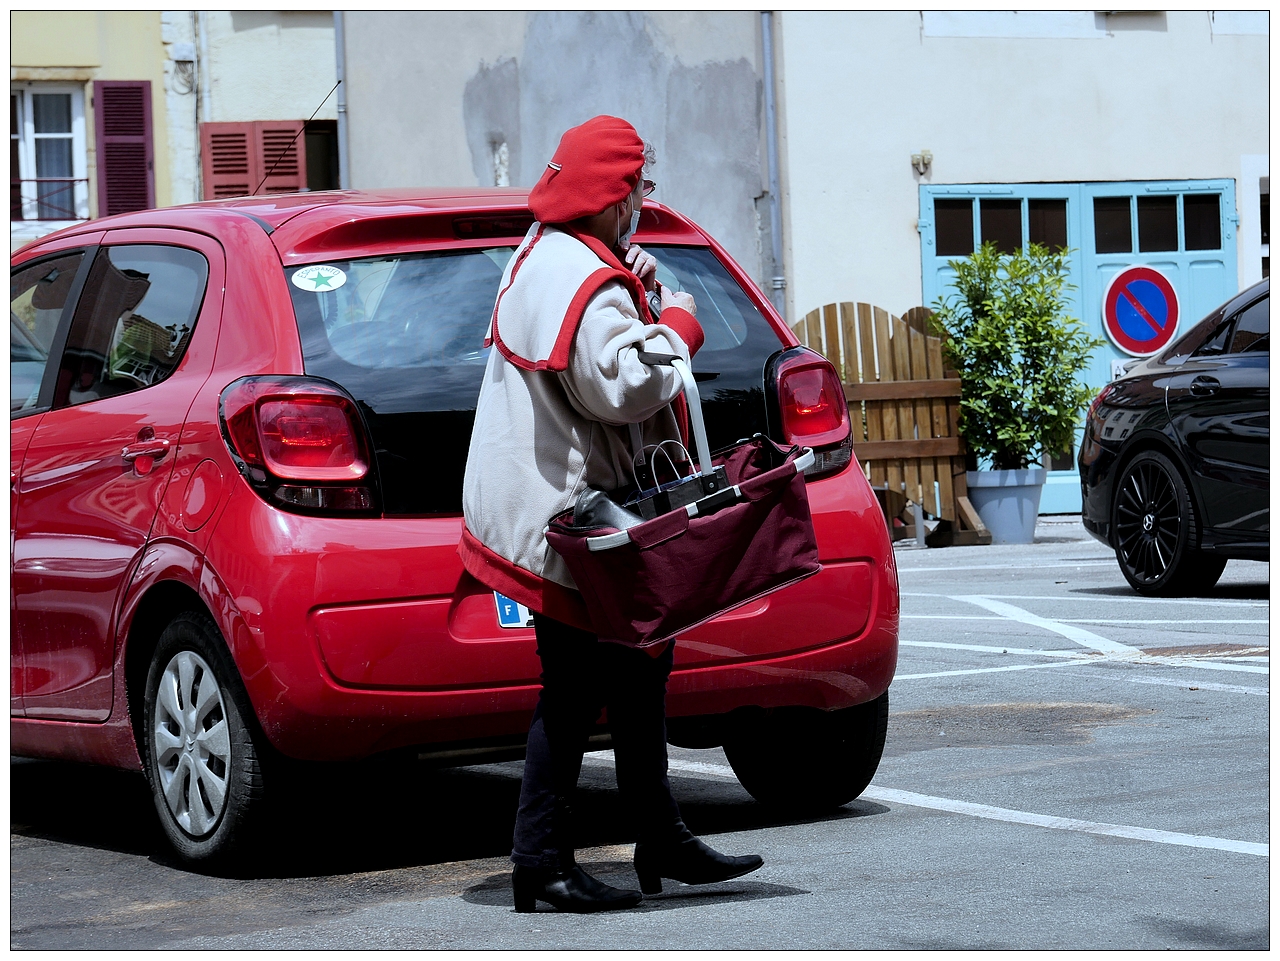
[528,115,644,224]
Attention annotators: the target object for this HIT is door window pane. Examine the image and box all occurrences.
[32,94,71,134]
[980,198,1022,254]
[55,245,207,408]
[1094,197,1132,253]
[1228,297,1268,354]
[11,94,21,220]
[1183,194,1221,250]
[1193,319,1233,357]
[31,93,76,219]
[934,199,974,256]
[10,252,84,413]
[1137,196,1177,252]
[1028,199,1068,250]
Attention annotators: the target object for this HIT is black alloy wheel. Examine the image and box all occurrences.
[1111,450,1226,596]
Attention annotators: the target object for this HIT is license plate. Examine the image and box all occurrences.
[494,592,535,629]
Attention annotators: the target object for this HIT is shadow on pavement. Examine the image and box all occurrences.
[10,754,883,881]
[461,861,809,913]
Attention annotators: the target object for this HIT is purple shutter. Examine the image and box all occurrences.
[94,80,154,216]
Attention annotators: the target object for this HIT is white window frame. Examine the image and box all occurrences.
[11,83,89,223]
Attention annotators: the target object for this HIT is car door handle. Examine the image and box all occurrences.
[121,439,172,463]
[1190,376,1220,396]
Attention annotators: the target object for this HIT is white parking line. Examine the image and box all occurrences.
[902,601,1268,675]
[1131,656,1269,675]
[900,640,1092,659]
[862,787,1269,859]
[950,595,1138,655]
[617,757,1270,859]
[895,660,1099,680]
[1064,619,1268,625]
[903,591,1269,608]
[902,615,1268,625]
[898,561,1114,573]
[1122,676,1269,696]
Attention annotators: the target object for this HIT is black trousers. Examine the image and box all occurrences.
[510,613,683,868]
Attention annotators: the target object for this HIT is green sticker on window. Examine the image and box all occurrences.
[291,265,347,292]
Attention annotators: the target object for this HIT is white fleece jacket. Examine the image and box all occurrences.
[460,223,702,602]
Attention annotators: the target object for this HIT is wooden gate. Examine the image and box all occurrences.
[792,302,990,545]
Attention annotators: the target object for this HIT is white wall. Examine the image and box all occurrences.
[200,11,337,124]
[778,11,1269,319]
[343,12,772,285]
[160,11,199,206]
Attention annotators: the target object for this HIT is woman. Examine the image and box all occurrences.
[460,115,763,913]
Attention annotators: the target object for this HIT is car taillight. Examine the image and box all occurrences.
[219,376,378,515]
[771,347,854,479]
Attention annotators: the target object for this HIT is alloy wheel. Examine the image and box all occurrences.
[1114,460,1180,584]
[152,650,232,837]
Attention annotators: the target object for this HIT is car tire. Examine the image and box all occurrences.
[142,611,268,864]
[1111,450,1227,597]
[723,692,889,813]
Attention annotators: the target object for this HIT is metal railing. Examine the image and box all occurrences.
[10,178,89,222]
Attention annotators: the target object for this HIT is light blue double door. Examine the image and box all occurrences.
[919,180,1238,513]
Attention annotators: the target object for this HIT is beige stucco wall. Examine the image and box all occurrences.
[344,11,524,189]
[12,11,172,218]
[199,11,337,124]
[342,12,774,288]
[778,10,1269,319]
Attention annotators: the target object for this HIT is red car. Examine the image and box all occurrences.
[10,189,898,862]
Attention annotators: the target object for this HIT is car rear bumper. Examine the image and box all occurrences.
[201,463,898,761]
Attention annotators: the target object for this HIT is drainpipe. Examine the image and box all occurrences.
[334,11,351,189]
[761,10,787,317]
[196,12,212,125]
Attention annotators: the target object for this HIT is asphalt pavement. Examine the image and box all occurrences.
[10,516,1269,949]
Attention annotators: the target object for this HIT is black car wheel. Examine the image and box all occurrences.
[1112,450,1227,596]
[143,611,269,864]
[723,692,889,813]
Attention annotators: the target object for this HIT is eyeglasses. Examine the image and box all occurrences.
[641,180,656,197]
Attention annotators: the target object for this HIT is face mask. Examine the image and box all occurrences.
[617,200,641,250]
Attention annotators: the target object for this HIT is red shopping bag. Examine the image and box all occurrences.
[545,435,821,648]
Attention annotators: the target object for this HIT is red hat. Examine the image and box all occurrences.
[528,116,644,224]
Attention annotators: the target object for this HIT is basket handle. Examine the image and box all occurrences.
[635,352,714,477]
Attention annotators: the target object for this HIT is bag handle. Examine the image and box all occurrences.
[635,353,714,476]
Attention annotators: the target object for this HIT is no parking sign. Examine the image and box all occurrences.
[1102,266,1180,357]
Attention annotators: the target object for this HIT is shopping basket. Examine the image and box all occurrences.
[544,354,822,648]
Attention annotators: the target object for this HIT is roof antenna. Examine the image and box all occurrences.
[253,79,342,196]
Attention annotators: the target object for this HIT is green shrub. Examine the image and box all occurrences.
[930,242,1103,471]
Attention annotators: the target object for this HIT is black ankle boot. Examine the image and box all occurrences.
[512,863,643,913]
[633,826,764,895]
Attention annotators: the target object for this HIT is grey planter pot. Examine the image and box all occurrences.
[965,468,1047,544]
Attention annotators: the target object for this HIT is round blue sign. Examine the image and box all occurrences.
[1102,266,1180,356]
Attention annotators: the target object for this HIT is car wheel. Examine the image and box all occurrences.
[143,611,267,864]
[723,692,889,813]
[1112,450,1227,597]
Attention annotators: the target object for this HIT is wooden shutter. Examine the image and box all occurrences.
[255,121,307,194]
[200,121,307,200]
[94,81,154,216]
[200,122,255,200]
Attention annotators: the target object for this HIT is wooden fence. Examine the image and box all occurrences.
[792,302,990,545]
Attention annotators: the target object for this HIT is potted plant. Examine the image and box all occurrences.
[930,242,1103,544]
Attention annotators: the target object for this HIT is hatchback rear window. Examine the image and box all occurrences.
[286,244,780,515]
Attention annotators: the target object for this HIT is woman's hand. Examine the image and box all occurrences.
[660,283,696,317]
[624,244,659,291]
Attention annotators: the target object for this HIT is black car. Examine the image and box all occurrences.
[1080,278,1268,595]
